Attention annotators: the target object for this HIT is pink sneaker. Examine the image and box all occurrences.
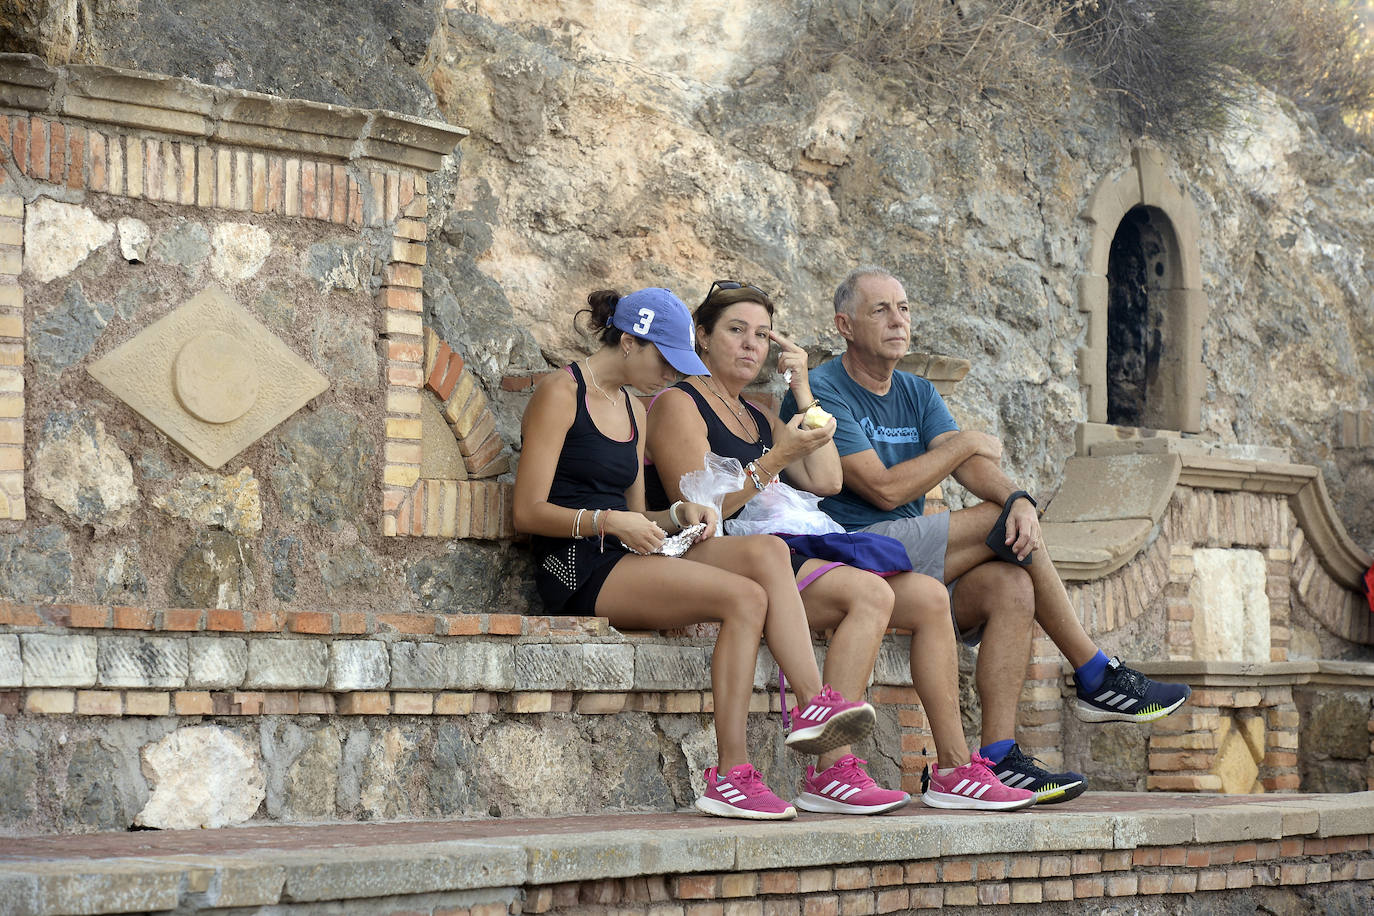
[795,754,910,815]
[783,685,876,755]
[920,754,1035,811]
[695,764,797,820]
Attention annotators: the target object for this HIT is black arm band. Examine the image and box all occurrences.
[1007,489,1037,510]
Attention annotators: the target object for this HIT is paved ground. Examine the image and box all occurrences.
[1,793,1371,916]
[0,791,1325,861]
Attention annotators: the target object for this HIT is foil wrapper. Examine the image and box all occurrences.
[630,522,707,557]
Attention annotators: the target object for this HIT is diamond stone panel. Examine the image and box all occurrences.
[87,286,329,468]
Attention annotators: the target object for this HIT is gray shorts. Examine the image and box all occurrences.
[858,512,985,646]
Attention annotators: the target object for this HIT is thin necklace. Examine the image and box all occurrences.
[582,358,620,404]
[702,376,763,445]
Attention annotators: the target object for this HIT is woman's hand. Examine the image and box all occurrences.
[605,510,666,554]
[677,502,719,539]
[770,330,810,398]
[770,411,835,466]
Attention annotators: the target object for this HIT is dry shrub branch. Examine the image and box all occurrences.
[790,0,1374,142]
[786,0,1077,118]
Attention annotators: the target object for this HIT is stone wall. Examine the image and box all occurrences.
[0,55,536,619]
[0,603,928,833]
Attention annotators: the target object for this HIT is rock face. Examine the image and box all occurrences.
[68,0,442,117]
[136,726,265,829]
[413,3,1374,550]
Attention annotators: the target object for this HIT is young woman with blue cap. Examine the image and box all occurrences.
[513,287,876,820]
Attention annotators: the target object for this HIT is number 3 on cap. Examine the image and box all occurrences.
[631,308,655,335]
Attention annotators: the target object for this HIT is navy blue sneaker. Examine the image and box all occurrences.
[1074,657,1191,723]
[991,744,1086,805]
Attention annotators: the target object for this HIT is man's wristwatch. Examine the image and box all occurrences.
[1007,490,1037,512]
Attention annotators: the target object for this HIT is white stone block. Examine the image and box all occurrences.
[328,640,388,691]
[188,637,248,689]
[1190,548,1271,663]
[136,726,264,829]
[244,639,327,689]
[21,633,98,687]
[0,634,19,687]
[97,636,188,688]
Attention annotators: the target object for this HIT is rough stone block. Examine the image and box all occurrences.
[21,633,97,687]
[188,637,248,689]
[872,634,913,686]
[634,644,712,691]
[0,634,18,687]
[391,641,513,690]
[581,644,635,690]
[328,640,389,691]
[515,644,583,691]
[244,639,327,689]
[97,636,188,688]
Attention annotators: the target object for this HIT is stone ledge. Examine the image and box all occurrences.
[0,618,923,694]
[1042,452,1371,602]
[0,795,1369,915]
[0,53,467,171]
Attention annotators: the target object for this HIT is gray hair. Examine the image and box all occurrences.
[833,266,897,315]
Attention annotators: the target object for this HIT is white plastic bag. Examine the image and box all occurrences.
[725,480,845,537]
[677,452,745,538]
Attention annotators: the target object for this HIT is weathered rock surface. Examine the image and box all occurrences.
[28,281,113,372]
[0,525,73,601]
[269,407,371,530]
[210,222,272,280]
[72,0,441,118]
[135,726,265,829]
[95,546,149,604]
[152,467,263,536]
[169,530,256,609]
[116,216,150,263]
[22,199,113,283]
[32,411,138,533]
[406,541,533,612]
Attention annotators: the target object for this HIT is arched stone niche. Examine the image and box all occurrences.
[1078,145,1207,434]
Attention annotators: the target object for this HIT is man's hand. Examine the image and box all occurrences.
[1004,497,1041,562]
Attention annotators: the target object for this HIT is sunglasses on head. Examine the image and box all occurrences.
[703,279,770,304]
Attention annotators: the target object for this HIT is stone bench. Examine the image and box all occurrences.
[0,600,965,833]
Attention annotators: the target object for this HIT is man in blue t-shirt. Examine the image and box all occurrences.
[783,267,1192,805]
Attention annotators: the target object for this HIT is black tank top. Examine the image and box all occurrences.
[644,381,772,514]
[530,364,639,555]
[544,362,638,511]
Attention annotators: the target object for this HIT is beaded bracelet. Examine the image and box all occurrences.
[746,460,772,492]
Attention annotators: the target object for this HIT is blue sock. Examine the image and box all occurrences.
[1076,650,1111,693]
[979,739,1015,764]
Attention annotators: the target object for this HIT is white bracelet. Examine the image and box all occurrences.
[668,501,684,529]
[572,507,587,539]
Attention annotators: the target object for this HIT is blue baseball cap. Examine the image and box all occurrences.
[610,288,710,376]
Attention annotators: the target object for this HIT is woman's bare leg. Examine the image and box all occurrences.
[597,554,767,771]
[887,572,972,769]
[683,535,825,705]
[797,561,893,768]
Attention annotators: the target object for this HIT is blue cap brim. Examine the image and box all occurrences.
[656,344,710,377]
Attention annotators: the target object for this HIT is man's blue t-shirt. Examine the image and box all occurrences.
[782,357,959,529]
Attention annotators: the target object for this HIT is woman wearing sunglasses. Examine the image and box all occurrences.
[644,280,1034,814]
[513,287,877,821]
